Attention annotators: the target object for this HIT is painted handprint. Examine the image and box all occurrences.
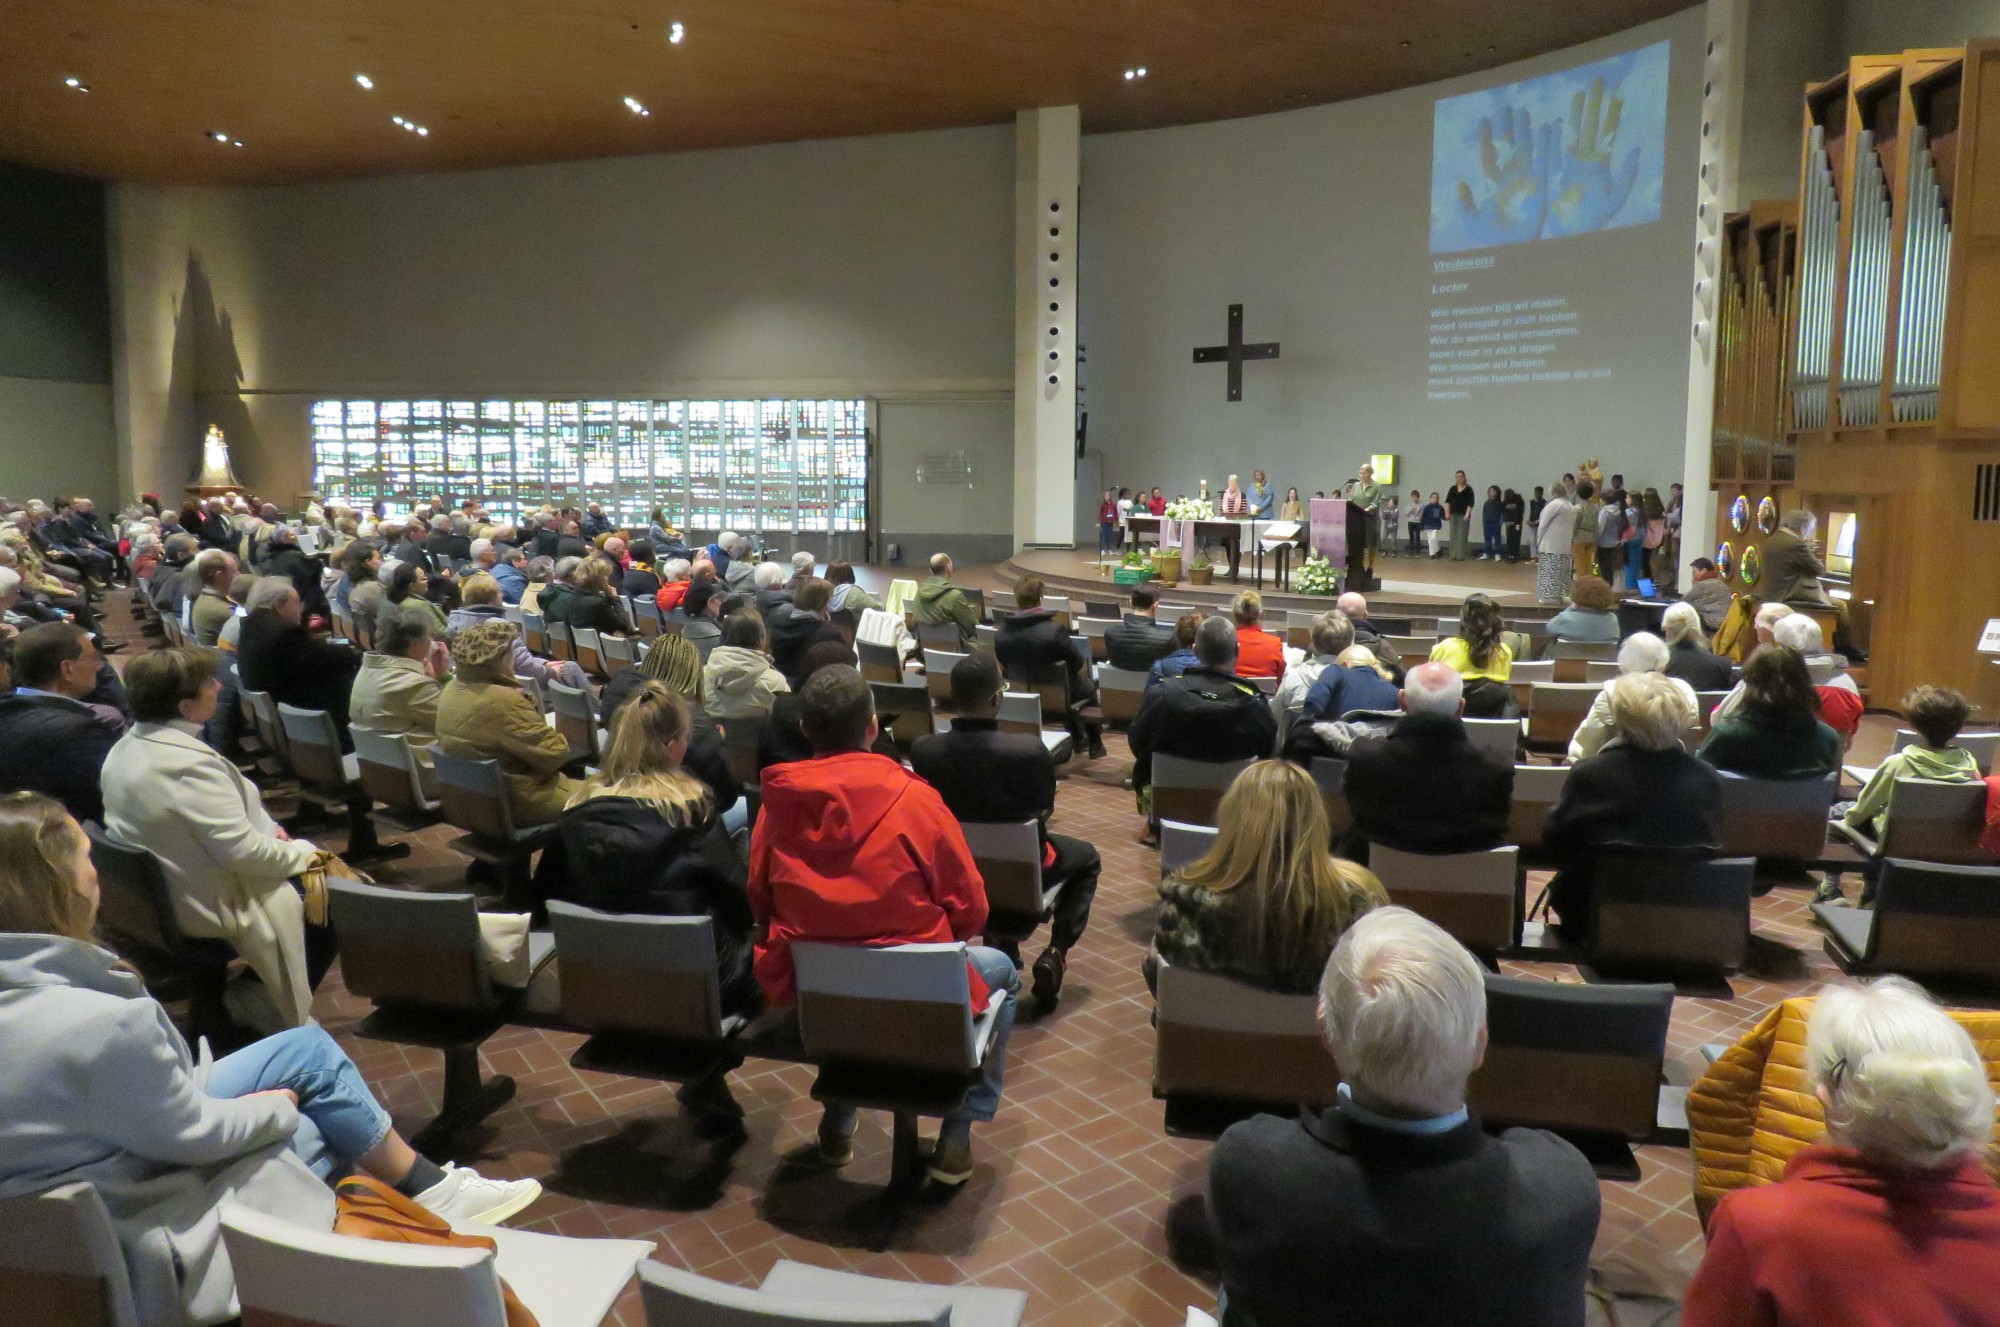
[1545,75,1643,237]
[1453,104,1558,248]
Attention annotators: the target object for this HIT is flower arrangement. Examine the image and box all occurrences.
[1163,497,1214,521]
[1294,552,1340,597]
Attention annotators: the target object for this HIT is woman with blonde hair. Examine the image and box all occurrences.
[564,555,631,636]
[1683,976,2000,1326]
[1661,599,1736,691]
[1145,760,1388,995]
[556,686,756,1128]
[0,794,539,1327]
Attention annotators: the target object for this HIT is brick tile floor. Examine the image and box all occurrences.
[103,595,1993,1326]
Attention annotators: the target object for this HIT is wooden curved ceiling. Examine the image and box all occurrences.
[0,0,1690,185]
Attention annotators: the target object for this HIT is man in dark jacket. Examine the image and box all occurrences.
[621,540,662,604]
[1105,584,1178,672]
[1210,907,1600,1327]
[260,525,327,622]
[994,574,1103,760]
[911,652,1101,1012]
[390,520,435,575]
[236,576,362,735]
[148,534,198,622]
[1129,617,1276,815]
[425,515,472,569]
[0,624,119,821]
[765,579,847,689]
[555,521,592,562]
[1341,662,1512,862]
[1335,590,1385,651]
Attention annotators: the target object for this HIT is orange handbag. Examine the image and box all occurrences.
[331,1176,539,1327]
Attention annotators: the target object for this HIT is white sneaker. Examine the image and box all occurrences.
[413,1163,543,1226]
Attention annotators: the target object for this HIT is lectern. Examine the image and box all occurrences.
[1307,499,1377,593]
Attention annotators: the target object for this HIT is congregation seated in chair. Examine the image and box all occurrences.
[1340,662,1512,863]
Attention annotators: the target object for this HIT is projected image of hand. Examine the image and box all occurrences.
[1453,106,1557,247]
[1545,76,1642,237]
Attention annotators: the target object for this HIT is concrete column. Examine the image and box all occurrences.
[1014,106,1080,549]
[1681,0,1751,579]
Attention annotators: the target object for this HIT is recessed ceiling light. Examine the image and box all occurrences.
[415,126,428,136]
[231,140,244,148]
[1137,66,1147,78]
[668,21,685,44]
[623,95,650,116]
[208,130,230,142]
[63,76,89,92]
[391,115,406,125]
[355,73,374,89]
[1123,67,1147,81]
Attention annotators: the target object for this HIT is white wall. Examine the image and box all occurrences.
[108,124,1017,556]
[1077,8,1708,534]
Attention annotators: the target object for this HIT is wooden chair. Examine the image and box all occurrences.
[571,626,607,678]
[793,941,1009,1201]
[430,750,559,908]
[599,632,637,678]
[1467,973,1675,1178]
[1384,633,1435,673]
[639,1259,1027,1327]
[85,824,235,1052]
[1506,659,1556,713]
[916,623,961,655]
[1717,772,1837,860]
[240,687,292,773]
[1367,844,1521,960]
[1307,756,1353,837]
[221,1202,648,1327]
[1097,665,1149,726]
[974,622,999,656]
[1151,753,1253,828]
[1814,859,2000,987]
[1693,689,1730,734]
[1082,597,1120,620]
[548,681,605,764]
[547,903,750,1085]
[1505,764,1570,852]
[1159,820,1218,878]
[521,609,549,656]
[1079,616,1114,663]
[545,620,576,663]
[0,1182,139,1327]
[1152,960,1340,1138]
[1586,848,1756,976]
[1524,683,1599,753]
[1584,660,1621,684]
[923,648,968,705]
[1549,639,1618,682]
[872,679,936,749]
[1835,779,1996,865]
[719,714,767,792]
[997,691,1071,761]
[1462,716,1519,765]
[327,879,553,1152]
[349,725,442,828]
[856,640,902,684]
[631,597,663,640]
[960,820,1065,945]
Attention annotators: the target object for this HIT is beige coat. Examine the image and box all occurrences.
[349,652,443,795]
[102,722,321,1027]
[435,673,578,825]
[702,645,790,723]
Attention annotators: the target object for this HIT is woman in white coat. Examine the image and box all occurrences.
[102,648,323,1028]
[0,792,539,1327]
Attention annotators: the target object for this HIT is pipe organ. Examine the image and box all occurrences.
[1711,42,2000,712]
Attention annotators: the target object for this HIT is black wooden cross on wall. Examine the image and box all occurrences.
[1192,304,1281,403]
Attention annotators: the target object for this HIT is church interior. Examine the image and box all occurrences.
[5,2,2000,1325]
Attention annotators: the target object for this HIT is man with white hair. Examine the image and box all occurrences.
[1762,507,1867,659]
[1565,632,1697,761]
[722,533,758,591]
[1681,976,2000,1325]
[1341,661,1512,861]
[1209,908,1600,1327]
[751,559,793,619]
[788,550,816,591]
[1334,590,1383,649]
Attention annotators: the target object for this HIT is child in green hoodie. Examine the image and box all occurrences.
[1820,686,1984,904]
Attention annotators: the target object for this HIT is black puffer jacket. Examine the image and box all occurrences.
[0,693,120,822]
[765,604,846,688]
[553,794,759,1014]
[1128,665,1276,787]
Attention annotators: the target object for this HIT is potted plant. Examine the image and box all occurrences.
[1188,552,1214,585]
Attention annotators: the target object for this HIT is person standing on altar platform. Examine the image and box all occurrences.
[1352,466,1387,577]
[1479,486,1505,561]
[1249,472,1275,520]
[1501,489,1526,562]
[1445,472,1476,562]
[1420,493,1446,558]
[1220,475,1250,518]
[1098,489,1119,557]
[1405,489,1424,555]
[1379,494,1399,556]
[1148,488,1167,517]
[1280,488,1306,523]
[1535,483,1579,605]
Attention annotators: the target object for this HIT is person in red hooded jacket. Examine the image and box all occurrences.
[747,664,1020,1188]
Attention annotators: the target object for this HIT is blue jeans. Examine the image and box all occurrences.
[205,1025,394,1180]
[822,946,1021,1135]
[1482,521,1503,558]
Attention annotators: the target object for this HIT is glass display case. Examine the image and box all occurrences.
[311,397,871,540]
